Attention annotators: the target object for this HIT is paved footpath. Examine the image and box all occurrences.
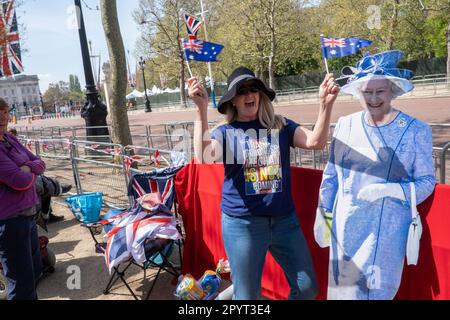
[17,95,450,145]
[20,95,450,127]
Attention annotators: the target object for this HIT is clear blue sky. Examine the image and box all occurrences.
[17,0,141,93]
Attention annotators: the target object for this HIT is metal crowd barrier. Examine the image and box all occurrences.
[16,136,178,210]
[15,120,450,186]
[69,141,174,209]
[435,142,450,184]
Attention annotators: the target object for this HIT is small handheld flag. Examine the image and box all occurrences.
[321,36,372,59]
[184,13,202,40]
[182,39,224,63]
[182,9,223,108]
[320,36,372,73]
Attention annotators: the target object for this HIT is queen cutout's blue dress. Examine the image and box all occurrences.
[319,111,435,299]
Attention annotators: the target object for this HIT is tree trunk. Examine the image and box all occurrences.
[176,4,187,109]
[178,42,187,108]
[268,0,276,91]
[268,48,275,90]
[180,58,187,108]
[387,0,400,50]
[447,20,450,87]
[100,0,133,146]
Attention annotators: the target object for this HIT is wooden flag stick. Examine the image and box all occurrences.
[183,49,194,78]
[324,57,330,74]
[320,34,330,74]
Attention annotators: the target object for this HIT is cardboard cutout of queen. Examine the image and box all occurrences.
[314,50,436,299]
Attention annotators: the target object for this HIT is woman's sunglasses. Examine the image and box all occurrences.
[236,86,259,96]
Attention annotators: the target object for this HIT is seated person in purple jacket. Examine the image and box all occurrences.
[0,98,46,300]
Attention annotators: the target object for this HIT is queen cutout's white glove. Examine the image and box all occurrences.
[314,207,333,248]
[357,183,406,202]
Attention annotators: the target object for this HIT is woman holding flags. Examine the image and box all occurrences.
[188,66,339,300]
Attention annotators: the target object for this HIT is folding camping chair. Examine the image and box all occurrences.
[80,165,184,300]
[127,165,185,267]
[81,225,179,300]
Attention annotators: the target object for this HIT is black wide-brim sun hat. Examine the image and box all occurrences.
[217,67,276,114]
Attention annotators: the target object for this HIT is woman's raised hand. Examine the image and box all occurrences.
[188,77,209,112]
[319,73,340,106]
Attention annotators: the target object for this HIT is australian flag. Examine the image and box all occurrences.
[182,38,224,62]
[321,36,372,59]
[0,0,23,77]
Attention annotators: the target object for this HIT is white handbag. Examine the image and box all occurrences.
[406,182,422,266]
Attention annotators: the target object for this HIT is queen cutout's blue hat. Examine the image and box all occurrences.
[338,50,414,98]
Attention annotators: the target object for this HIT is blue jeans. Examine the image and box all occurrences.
[222,212,317,300]
[0,216,42,300]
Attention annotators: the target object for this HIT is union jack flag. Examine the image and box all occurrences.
[103,202,151,235]
[181,38,203,54]
[127,165,184,209]
[130,212,181,264]
[0,0,23,77]
[184,13,202,40]
[100,193,171,229]
[103,197,181,273]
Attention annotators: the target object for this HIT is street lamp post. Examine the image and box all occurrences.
[39,92,44,115]
[139,57,152,113]
[74,0,109,142]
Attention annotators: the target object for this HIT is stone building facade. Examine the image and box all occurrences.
[0,75,41,116]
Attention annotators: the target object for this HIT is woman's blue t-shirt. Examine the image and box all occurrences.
[211,118,299,217]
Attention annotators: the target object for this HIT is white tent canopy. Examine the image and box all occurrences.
[162,87,180,93]
[126,86,181,100]
[151,85,161,95]
[126,89,144,100]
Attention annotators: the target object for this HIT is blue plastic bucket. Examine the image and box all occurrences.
[65,192,103,223]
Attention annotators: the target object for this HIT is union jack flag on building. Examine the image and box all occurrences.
[0,0,23,77]
[183,13,202,40]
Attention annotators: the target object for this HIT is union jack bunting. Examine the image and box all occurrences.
[124,155,145,176]
[127,165,184,209]
[0,0,23,77]
[152,149,160,166]
[183,13,202,40]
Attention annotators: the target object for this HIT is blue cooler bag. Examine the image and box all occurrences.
[65,192,103,223]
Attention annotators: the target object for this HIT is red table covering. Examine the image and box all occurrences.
[175,162,450,300]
